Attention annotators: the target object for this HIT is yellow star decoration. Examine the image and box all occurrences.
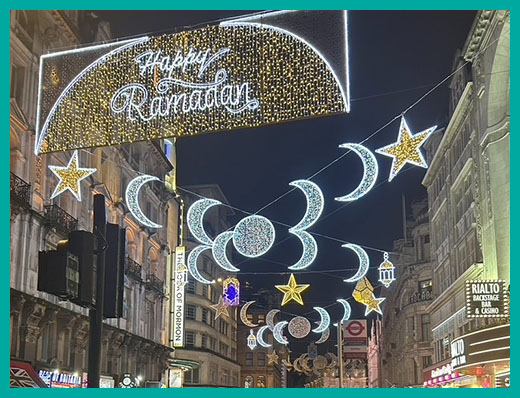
[210,295,229,320]
[48,150,96,201]
[352,277,385,316]
[376,117,436,181]
[267,350,279,365]
[275,273,310,306]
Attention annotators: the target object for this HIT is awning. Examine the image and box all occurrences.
[167,359,200,371]
[10,361,49,388]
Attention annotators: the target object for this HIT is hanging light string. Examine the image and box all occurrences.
[69,26,507,262]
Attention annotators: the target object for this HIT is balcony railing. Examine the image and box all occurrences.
[145,274,164,295]
[10,172,31,209]
[125,257,142,280]
[44,204,78,233]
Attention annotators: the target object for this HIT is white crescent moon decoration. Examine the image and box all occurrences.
[233,215,276,258]
[272,321,289,345]
[256,325,272,348]
[289,180,324,230]
[125,175,163,229]
[342,243,370,283]
[315,327,330,344]
[212,231,240,272]
[187,245,214,284]
[334,143,379,202]
[312,307,331,333]
[187,198,221,245]
[287,179,324,270]
[337,299,352,324]
[240,301,258,327]
[266,309,280,330]
[288,230,318,271]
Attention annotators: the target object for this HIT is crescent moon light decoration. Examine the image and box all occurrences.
[187,245,214,284]
[272,321,289,345]
[312,307,331,333]
[240,301,258,327]
[326,352,338,369]
[342,243,370,283]
[212,231,240,272]
[266,309,280,330]
[315,327,330,344]
[337,299,352,324]
[293,358,303,373]
[256,326,272,348]
[287,180,324,270]
[125,175,163,228]
[187,198,221,245]
[334,143,379,202]
[233,215,276,258]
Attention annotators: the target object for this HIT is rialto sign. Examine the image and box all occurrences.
[465,280,508,318]
[35,11,350,155]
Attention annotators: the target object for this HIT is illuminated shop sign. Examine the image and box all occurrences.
[38,370,82,388]
[451,324,510,371]
[465,280,508,318]
[36,11,350,154]
[172,246,187,347]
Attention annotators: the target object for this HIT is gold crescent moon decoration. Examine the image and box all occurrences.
[240,301,258,327]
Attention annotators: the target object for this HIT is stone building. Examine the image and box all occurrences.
[170,185,241,387]
[236,286,283,388]
[10,10,175,387]
[380,198,434,388]
[421,10,509,388]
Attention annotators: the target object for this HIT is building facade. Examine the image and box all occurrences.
[422,10,509,388]
[380,198,434,388]
[367,319,382,388]
[236,287,282,388]
[170,185,241,387]
[10,10,176,387]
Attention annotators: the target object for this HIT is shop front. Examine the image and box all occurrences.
[450,323,509,388]
[37,369,82,388]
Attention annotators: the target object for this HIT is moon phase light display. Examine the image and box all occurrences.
[315,327,330,344]
[212,231,240,272]
[288,316,312,338]
[187,245,214,284]
[342,243,370,282]
[187,198,221,245]
[272,321,289,345]
[48,150,96,202]
[256,325,272,348]
[266,309,280,330]
[312,307,331,333]
[240,301,258,327]
[232,215,276,258]
[334,143,378,202]
[337,299,352,324]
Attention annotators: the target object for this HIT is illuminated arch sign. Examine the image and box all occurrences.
[36,10,350,154]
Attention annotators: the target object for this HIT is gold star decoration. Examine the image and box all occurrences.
[267,350,279,365]
[210,295,229,320]
[375,117,436,181]
[352,277,385,316]
[275,273,310,306]
[48,150,96,201]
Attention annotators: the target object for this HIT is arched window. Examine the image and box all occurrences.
[126,229,137,260]
[244,375,253,388]
[256,375,266,388]
[147,247,159,277]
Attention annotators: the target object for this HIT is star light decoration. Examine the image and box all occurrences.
[210,295,229,320]
[267,350,279,365]
[275,273,310,306]
[376,117,437,182]
[352,277,385,316]
[48,150,96,201]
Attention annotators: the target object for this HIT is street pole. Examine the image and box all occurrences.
[337,320,344,388]
[87,194,107,387]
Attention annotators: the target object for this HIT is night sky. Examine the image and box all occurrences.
[96,10,476,356]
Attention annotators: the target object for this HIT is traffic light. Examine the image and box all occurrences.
[68,230,97,307]
[103,223,126,318]
[37,250,79,300]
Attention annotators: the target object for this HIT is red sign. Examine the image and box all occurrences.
[345,321,365,337]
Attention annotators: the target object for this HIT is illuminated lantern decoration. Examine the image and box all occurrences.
[378,252,396,288]
[247,329,257,350]
[223,277,240,307]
